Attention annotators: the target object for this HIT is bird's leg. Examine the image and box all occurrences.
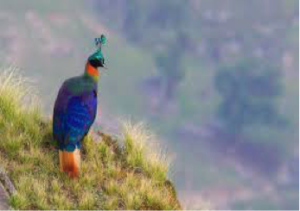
[74,149,81,171]
[59,150,64,171]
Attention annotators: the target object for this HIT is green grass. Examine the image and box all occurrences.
[0,69,181,210]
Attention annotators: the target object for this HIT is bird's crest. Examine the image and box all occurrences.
[95,34,106,50]
[88,34,106,64]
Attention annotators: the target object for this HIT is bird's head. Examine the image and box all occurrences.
[85,35,107,81]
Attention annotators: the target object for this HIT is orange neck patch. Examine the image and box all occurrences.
[85,61,99,80]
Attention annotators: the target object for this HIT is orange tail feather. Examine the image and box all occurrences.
[59,149,81,178]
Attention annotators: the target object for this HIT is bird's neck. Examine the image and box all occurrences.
[84,61,99,82]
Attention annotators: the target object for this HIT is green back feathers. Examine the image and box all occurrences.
[65,76,96,95]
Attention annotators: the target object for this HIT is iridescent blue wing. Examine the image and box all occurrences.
[62,93,97,152]
[53,87,97,152]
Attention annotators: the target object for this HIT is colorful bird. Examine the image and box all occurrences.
[53,35,107,178]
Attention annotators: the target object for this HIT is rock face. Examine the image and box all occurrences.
[0,184,9,210]
[0,167,16,196]
[0,166,16,210]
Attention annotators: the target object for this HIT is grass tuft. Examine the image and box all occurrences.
[122,121,170,182]
[0,69,181,210]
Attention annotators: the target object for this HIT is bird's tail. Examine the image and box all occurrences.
[59,149,81,178]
